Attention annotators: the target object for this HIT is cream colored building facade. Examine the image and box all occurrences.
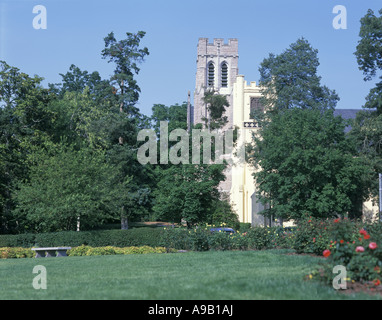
[230,76,267,225]
[192,38,380,226]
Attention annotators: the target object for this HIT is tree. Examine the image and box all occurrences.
[12,144,129,233]
[258,38,339,116]
[355,9,382,115]
[350,8,382,197]
[202,90,230,130]
[101,31,151,229]
[0,31,152,233]
[153,163,226,226]
[101,31,149,116]
[355,9,382,85]
[248,108,372,221]
[150,101,235,226]
[0,61,55,233]
[151,102,188,136]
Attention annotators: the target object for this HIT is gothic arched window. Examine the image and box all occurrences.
[207,62,215,87]
[221,62,228,87]
[250,97,264,119]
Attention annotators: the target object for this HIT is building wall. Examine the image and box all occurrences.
[362,199,380,222]
[230,75,266,225]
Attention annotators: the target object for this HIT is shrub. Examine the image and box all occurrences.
[85,246,117,256]
[67,245,92,256]
[272,227,295,249]
[246,227,274,250]
[66,245,169,257]
[209,230,236,251]
[293,215,331,255]
[311,219,382,288]
[161,225,250,252]
[231,232,249,250]
[160,227,192,251]
[189,227,210,251]
[0,247,34,259]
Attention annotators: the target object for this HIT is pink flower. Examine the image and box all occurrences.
[369,242,378,250]
[323,249,331,258]
[356,246,365,253]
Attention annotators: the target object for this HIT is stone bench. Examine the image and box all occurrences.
[31,247,71,258]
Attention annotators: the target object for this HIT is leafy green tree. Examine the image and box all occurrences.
[102,31,149,117]
[151,102,188,136]
[248,108,373,221]
[49,64,114,106]
[351,8,382,190]
[258,38,339,116]
[355,8,382,115]
[101,31,152,229]
[209,193,240,229]
[153,163,226,226]
[12,144,130,233]
[0,61,55,233]
[46,89,118,149]
[201,90,230,130]
[355,9,382,86]
[151,100,235,226]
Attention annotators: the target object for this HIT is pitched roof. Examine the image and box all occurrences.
[333,109,364,133]
[333,109,362,120]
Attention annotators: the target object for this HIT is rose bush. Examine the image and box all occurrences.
[293,214,331,255]
[316,218,382,288]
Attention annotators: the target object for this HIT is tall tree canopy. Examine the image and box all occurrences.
[102,31,149,117]
[0,31,153,233]
[151,99,237,227]
[258,38,339,116]
[350,8,382,198]
[249,108,372,221]
[249,38,372,221]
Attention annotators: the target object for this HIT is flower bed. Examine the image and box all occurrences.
[308,218,382,290]
[159,224,295,252]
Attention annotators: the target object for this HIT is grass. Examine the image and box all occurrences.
[0,249,380,300]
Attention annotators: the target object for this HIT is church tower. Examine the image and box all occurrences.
[193,38,239,128]
[192,37,267,226]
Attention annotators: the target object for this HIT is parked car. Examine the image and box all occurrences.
[210,227,235,234]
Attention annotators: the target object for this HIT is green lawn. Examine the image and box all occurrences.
[0,249,380,300]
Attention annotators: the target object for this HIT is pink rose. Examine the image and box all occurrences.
[356,246,365,253]
[369,242,378,250]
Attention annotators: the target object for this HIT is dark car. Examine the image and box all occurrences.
[210,227,235,234]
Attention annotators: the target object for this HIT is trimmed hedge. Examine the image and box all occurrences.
[0,245,175,259]
[0,228,164,248]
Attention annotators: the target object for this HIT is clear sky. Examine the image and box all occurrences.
[0,0,381,117]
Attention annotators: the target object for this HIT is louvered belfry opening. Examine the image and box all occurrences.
[208,62,215,87]
[221,62,228,87]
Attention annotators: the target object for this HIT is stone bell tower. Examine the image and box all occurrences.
[193,38,239,128]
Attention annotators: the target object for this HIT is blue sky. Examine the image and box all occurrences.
[0,0,381,116]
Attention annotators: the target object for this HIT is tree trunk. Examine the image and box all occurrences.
[121,206,129,230]
[119,80,126,227]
